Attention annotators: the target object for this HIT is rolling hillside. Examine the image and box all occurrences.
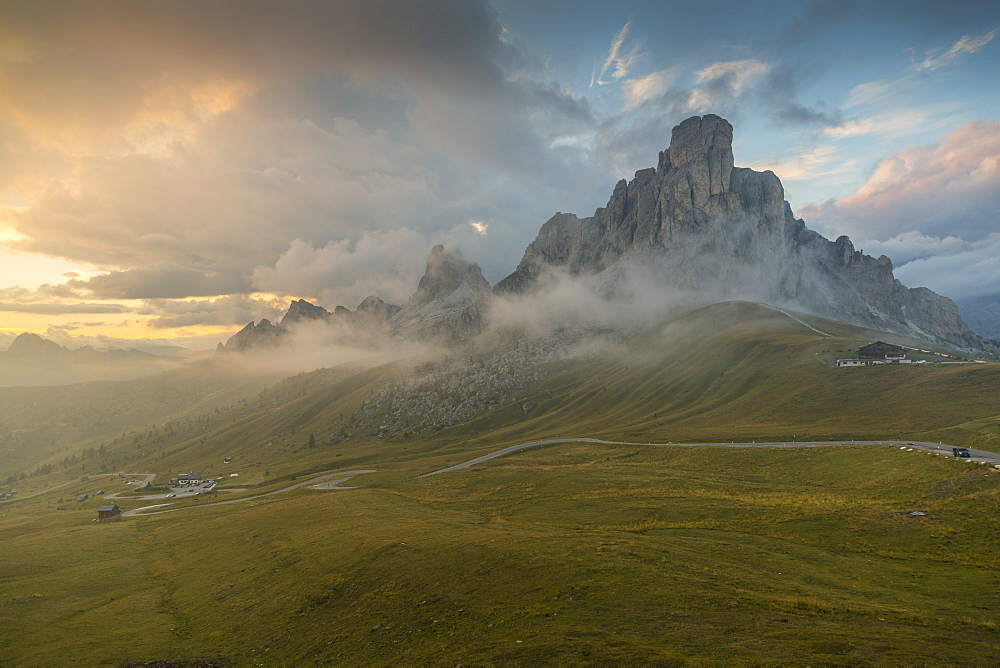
[5,301,997,493]
[2,301,999,664]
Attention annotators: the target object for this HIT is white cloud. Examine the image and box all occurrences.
[801,120,1000,249]
[749,144,846,182]
[251,229,430,309]
[469,221,488,235]
[621,69,677,111]
[843,78,916,109]
[694,59,769,85]
[688,59,769,110]
[855,231,972,265]
[137,295,285,329]
[819,106,956,140]
[591,21,643,86]
[912,28,998,72]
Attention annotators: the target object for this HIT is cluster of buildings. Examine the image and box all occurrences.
[168,472,204,486]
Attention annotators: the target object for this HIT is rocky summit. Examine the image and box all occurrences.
[388,245,491,342]
[221,114,996,357]
[497,114,998,356]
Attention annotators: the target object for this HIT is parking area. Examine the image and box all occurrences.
[166,479,217,498]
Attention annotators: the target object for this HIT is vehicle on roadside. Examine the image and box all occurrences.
[952,447,972,458]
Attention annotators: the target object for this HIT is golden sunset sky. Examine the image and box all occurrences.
[2,1,998,352]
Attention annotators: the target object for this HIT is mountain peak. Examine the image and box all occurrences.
[662,114,734,198]
[356,295,401,321]
[223,319,283,352]
[407,245,490,309]
[496,113,998,357]
[281,299,331,327]
[8,332,66,357]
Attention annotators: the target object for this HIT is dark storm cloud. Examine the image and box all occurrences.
[1,0,508,90]
[756,63,842,128]
[2,0,598,303]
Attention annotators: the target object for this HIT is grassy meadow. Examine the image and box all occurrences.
[2,302,999,664]
[2,442,999,665]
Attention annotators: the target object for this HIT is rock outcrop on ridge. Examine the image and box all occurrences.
[388,245,491,342]
[219,245,488,352]
[497,114,998,356]
[220,296,402,352]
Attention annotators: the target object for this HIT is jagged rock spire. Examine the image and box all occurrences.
[407,245,491,309]
[495,114,998,356]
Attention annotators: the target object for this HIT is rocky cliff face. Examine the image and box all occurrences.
[222,318,285,352]
[221,295,402,353]
[280,299,332,327]
[389,245,491,342]
[356,295,402,322]
[498,114,998,356]
[221,245,489,352]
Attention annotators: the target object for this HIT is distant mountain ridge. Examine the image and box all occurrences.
[0,333,179,386]
[221,294,406,352]
[956,294,1000,340]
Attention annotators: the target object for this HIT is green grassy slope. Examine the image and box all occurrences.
[6,302,997,498]
[425,302,1000,458]
[0,357,288,482]
[2,442,998,665]
[3,302,1000,664]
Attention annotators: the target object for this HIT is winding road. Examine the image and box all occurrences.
[121,469,375,517]
[418,439,1000,477]
[16,439,991,520]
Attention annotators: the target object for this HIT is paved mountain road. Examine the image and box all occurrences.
[121,470,375,517]
[419,439,1000,477]
[101,440,999,518]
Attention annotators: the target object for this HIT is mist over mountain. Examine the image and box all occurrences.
[0,332,181,386]
[222,114,997,359]
[496,115,997,357]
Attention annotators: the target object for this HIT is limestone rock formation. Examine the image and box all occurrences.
[389,245,491,342]
[498,114,998,356]
[220,294,404,352]
[222,318,284,352]
[356,295,402,322]
[280,299,332,326]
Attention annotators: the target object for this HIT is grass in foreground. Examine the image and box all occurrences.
[2,442,998,665]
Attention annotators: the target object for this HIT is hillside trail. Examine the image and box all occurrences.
[754,302,832,337]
